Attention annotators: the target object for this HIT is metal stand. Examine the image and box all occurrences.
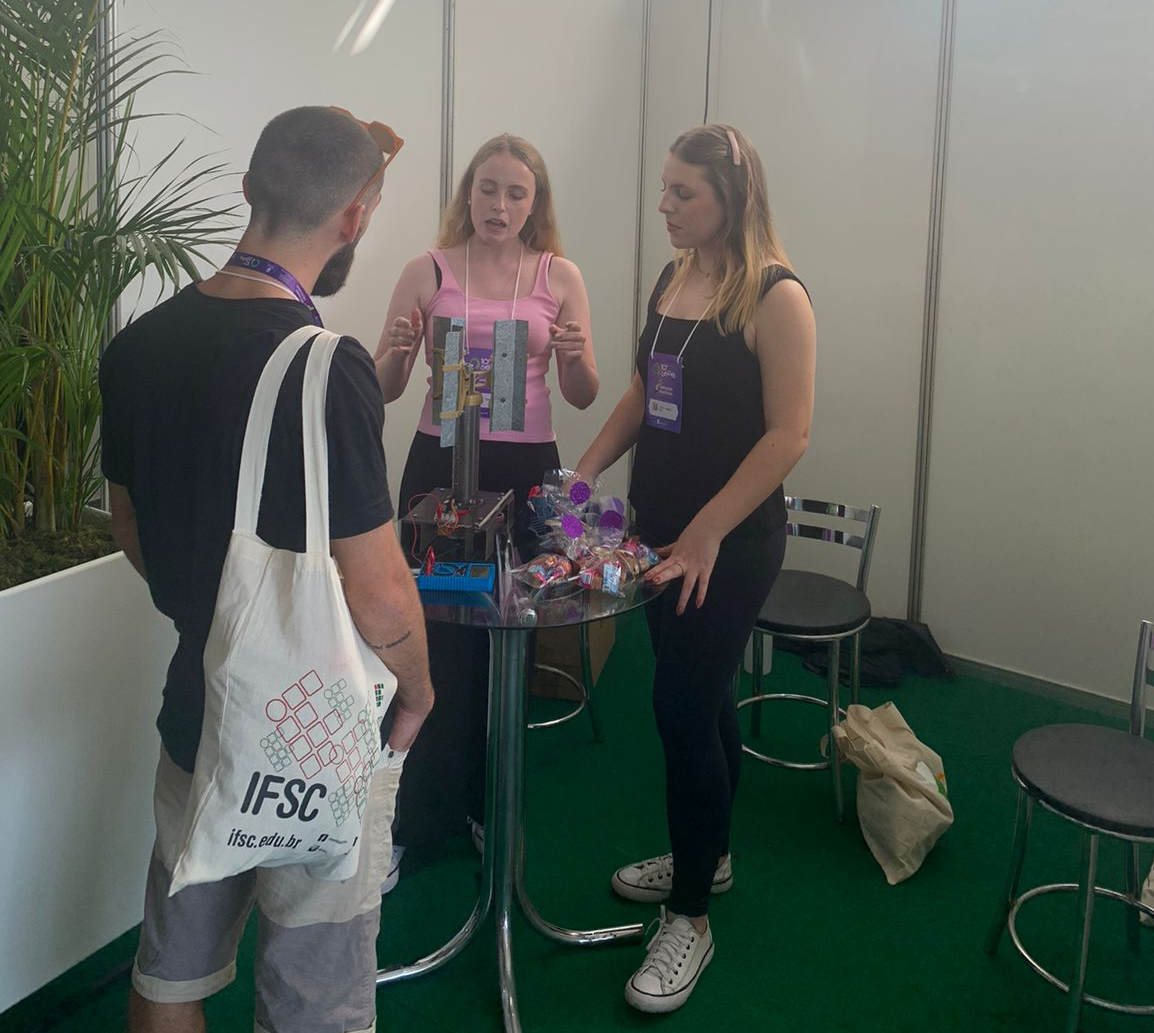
[376,627,642,1032]
[403,486,513,562]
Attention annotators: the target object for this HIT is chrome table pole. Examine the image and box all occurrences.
[377,624,643,1032]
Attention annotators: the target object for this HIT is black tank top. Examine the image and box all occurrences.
[629,262,808,541]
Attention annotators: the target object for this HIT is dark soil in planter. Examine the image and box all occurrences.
[0,527,119,592]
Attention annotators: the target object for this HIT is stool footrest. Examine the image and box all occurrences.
[1007,882,1154,1015]
[737,693,847,769]
[738,691,836,708]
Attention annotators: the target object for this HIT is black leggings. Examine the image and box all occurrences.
[639,522,787,918]
[394,430,560,849]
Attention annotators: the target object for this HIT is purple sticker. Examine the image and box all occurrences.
[598,510,625,531]
[561,514,585,539]
[569,480,591,505]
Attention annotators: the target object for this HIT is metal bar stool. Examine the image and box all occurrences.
[736,497,880,822]
[984,619,1154,1032]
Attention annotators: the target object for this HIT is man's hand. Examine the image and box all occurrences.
[385,688,435,752]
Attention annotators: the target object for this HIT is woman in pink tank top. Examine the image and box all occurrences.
[372,135,599,869]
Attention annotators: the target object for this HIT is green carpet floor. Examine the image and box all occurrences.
[5,610,1153,1032]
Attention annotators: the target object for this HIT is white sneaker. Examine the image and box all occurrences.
[1140,862,1154,927]
[625,907,714,1013]
[381,844,404,895]
[612,853,733,903]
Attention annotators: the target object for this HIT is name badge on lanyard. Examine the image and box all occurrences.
[645,278,710,435]
[646,354,685,433]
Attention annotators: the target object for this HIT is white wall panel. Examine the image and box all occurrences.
[121,0,443,503]
[638,0,711,301]
[701,0,942,617]
[923,0,1154,699]
[451,0,645,500]
[0,556,177,1010]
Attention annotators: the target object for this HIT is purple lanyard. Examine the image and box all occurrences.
[226,252,323,327]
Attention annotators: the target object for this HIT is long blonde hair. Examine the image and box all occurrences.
[659,124,791,335]
[436,134,564,256]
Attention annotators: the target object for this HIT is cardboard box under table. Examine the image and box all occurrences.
[530,618,616,702]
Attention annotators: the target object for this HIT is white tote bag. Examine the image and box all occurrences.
[829,702,953,885]
[169,327,397,895]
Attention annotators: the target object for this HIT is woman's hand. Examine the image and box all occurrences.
[381,306,423,359]
[644,518,723,615]
[549,321,587,364]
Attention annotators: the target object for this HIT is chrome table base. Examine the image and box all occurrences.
[376,627,643,1032]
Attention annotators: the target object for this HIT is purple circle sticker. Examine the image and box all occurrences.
[561,513,585,539]
[598,510,625,531]
[568,480,591,505]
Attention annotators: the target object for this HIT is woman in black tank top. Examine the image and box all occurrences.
[576,124,816,1014]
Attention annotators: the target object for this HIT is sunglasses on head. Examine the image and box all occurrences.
[330,106,404,211]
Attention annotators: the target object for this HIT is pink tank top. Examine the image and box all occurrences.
[416,248,561,443]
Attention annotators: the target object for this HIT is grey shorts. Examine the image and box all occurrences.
[132,748,402,1033]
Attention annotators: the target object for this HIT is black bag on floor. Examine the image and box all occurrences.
[778,618,953,688]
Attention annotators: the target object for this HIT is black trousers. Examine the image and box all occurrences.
[638,521,787,918]
[394,430,560,849]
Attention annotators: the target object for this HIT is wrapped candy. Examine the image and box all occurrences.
[540,468,601,510]
[618,536,660,572]
[578,557,626,597]
[539,512,594,561]
[514,552,575,588]
[520,473,661,598]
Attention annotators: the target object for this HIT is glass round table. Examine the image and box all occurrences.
[376,548,662,1033]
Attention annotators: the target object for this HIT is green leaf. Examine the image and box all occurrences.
[1,0,237,534]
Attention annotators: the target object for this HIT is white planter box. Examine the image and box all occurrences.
[0,553,177,1012]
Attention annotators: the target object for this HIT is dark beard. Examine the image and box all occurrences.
[312,242,357,297]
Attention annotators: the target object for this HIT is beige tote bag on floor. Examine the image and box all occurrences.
[830,702,953,885]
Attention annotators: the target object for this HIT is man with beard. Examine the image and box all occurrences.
[100,106,433,1033]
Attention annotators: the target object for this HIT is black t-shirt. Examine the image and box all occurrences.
[630,263,808,542]
[100,285,393,771]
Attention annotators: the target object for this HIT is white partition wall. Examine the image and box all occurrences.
[105,2,1154,706]
[690,0,943,618]
[121,0,445,500]
[644,0,1154,700]
[0,558,177,1012]
[922,0,1154,700]
[638,0,711,296]
[452,0,646,500]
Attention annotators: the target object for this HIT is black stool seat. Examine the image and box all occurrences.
[1013,724,1154,838]
[757,569,871,637]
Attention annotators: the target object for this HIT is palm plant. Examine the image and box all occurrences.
[0,0,236,540]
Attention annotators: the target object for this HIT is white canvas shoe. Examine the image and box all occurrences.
[612,853,732,903]
[1140,861,1154,927]
[625,907,714,1013]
